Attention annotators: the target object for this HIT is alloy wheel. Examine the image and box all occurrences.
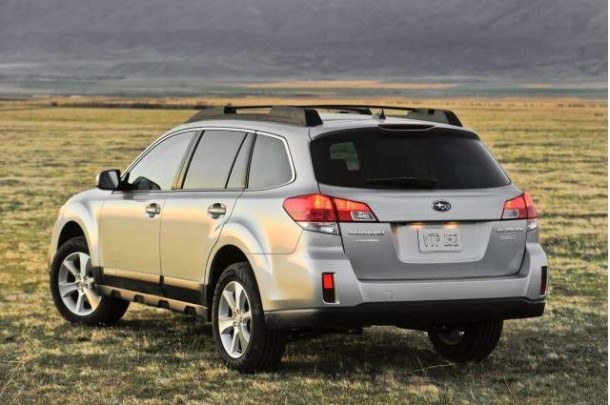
[57,251,101,316]
[217,281,252,358]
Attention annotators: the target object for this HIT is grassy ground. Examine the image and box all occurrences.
[0,98,607,404]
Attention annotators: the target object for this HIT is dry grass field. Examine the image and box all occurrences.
[0,97,607,404]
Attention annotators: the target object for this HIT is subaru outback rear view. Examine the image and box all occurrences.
[48,105,548,372]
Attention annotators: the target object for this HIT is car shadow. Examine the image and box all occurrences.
[40,313,432,369]
[44,309,586,378]
[47,312,454,375]
[113,316,214,337]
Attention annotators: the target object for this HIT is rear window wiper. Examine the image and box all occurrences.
[365,176,438,188]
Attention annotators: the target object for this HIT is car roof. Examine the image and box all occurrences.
[310,113,475,138]
[166,111,477,141]
[165,119,311,139]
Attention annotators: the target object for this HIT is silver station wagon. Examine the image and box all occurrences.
[49,105,548,372]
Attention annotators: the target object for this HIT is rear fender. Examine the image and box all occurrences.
[205,222,276,285]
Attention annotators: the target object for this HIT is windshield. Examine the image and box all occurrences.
[310,128,510,190]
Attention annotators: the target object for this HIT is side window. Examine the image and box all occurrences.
[183,130,246,189]
[126,131,195,191]
[227,133,254,189]
[248,135,292,189]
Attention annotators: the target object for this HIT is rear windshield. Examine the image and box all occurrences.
[310,129,510,190]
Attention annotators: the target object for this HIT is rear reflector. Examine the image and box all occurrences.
[322,273,336,303]
[540,266,548,295]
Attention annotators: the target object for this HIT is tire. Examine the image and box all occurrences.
[427,319,503,363]
[50,236,129,326]
[212,262,286,373]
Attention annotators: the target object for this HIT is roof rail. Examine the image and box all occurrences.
[185,105,323,127]
[184,104,462,127]
[295,105,462,127]
[294,105,373,115]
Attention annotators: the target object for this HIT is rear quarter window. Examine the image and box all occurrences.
[248,135,292,189]
[310,128,510,190]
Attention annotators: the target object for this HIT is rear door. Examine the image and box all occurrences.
[159,130,253,302]
[311,127,527,281]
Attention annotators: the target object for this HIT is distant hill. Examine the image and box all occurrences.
[0,0,606,83]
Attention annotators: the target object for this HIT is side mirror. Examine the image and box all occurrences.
[96,169,121,190]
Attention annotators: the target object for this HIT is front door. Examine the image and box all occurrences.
[99,130,197,294]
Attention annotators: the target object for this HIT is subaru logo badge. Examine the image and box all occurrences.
[432,200,451,212]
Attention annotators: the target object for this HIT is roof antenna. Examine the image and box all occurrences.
[377,108,386,120]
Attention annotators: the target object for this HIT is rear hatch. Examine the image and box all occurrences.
[311,126,527,281]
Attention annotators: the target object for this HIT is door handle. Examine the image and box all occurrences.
[145,202,161,218]
[207,203,226,219]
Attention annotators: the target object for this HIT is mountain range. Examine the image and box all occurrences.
[0,0,606,83]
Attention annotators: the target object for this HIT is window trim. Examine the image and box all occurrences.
[224,132,252,189]
[119,126,295,194]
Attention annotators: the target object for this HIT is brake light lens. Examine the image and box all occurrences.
[283,193,377,234]
[523,192,537,218]
[283,193,336,222]
[502,192,538,230]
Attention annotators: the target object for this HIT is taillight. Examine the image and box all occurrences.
[332,197,377,222]
[282,193,336,222]
[502,192,538,231]
[283,193,377,234]
[523,192,537,218]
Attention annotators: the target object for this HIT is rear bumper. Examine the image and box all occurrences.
[265,297,545,331]
[251,233,549,313]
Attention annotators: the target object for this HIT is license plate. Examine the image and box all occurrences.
[418,229,462,253]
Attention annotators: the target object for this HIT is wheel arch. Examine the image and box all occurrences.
[49,200,102,269]
[205,244,251,312]
[204,221,268,296]
[58,221,86,249]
